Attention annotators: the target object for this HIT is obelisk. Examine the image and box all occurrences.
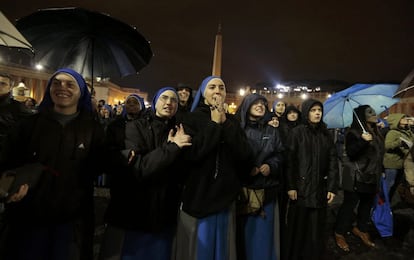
[211,24,222,77]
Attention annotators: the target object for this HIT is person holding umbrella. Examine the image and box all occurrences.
[0,68,105,260]
[334,105,384,251]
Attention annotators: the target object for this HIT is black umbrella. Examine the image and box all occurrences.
[16,7,153,90]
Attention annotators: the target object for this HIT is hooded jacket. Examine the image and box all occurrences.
[383,113,414,169]
[285,99,339,208]
[236,94,284,194]
[279,105,302,139]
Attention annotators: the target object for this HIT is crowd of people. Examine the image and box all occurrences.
[0,68,413,260]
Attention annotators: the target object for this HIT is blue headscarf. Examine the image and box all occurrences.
[151,87,178,112]
[122,93,145,117]
[38,68,92,112]
[101,104,113,117]
[190,76,222,112]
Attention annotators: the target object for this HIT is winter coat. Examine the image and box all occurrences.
[0,96,31,164]
[341,128,384,193]
[237,94,285,194]
[279,105,302,140]
[285,99,339,208]
[180,103,254,218]
[404,146,414,187]
[383,113,414,169]
[104,113,183,232]
[2,110,105,224]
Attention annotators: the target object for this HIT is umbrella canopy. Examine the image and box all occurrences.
[393,68,414,98]
[15,7,152,86]
[0,11,33,52]
[323,83,400,130]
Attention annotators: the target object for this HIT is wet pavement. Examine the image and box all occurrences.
[93,188,414,260]
[324,191,414,260]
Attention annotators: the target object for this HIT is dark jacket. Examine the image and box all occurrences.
[279,105,302,140]
[104,113,183,232]
[237,94,284,195]
[341,105,384,193]
[285,99,339,208]
[0,95,31,164]
[3,110,105,224]
[180,104,254,218]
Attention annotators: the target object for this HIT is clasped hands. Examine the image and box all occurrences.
[210,95,226,124]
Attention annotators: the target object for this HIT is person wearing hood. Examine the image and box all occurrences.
[284,98,339,259]
[175,83,193,119]
[267,99,286,128]
[272,99,286,119]
[174,76,254,260]
[100,87,191,260]
[383,113,414,199]
[234,93,284,260]
[334,105,385,252]
[1,68,105,259]
[279,105,302,140]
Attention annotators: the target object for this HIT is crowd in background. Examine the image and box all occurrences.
[0,69,413,260]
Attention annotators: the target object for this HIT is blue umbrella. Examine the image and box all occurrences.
[323,83,400,131]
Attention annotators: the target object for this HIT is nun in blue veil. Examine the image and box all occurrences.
[173,76,254,260]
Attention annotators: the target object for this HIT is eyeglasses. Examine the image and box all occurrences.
[159,95,178,104]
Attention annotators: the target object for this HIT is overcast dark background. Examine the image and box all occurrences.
[1,0,414,96]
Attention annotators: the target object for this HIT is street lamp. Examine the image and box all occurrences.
[35,63,43,70]
[239,88,245,96]
[301,93,308,100]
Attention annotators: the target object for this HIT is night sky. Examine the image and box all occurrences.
[1,0,414,96]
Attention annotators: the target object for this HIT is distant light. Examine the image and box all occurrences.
[301,93,308,100]
[96,77,102,82]
[277,93,284,99]
[35,64,43,70]
[327,94,332,98]
[239,88,246,96]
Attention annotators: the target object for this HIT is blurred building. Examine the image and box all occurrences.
[0,63,149,106]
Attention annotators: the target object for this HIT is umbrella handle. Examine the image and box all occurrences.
[352,110,367,134]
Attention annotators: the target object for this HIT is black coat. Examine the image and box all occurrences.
[180,104,254,218]
[104,113,183,232]
[285,124,339,208]
[341,128,384,193]
[0,96,31,164]
[3,110,105,224]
